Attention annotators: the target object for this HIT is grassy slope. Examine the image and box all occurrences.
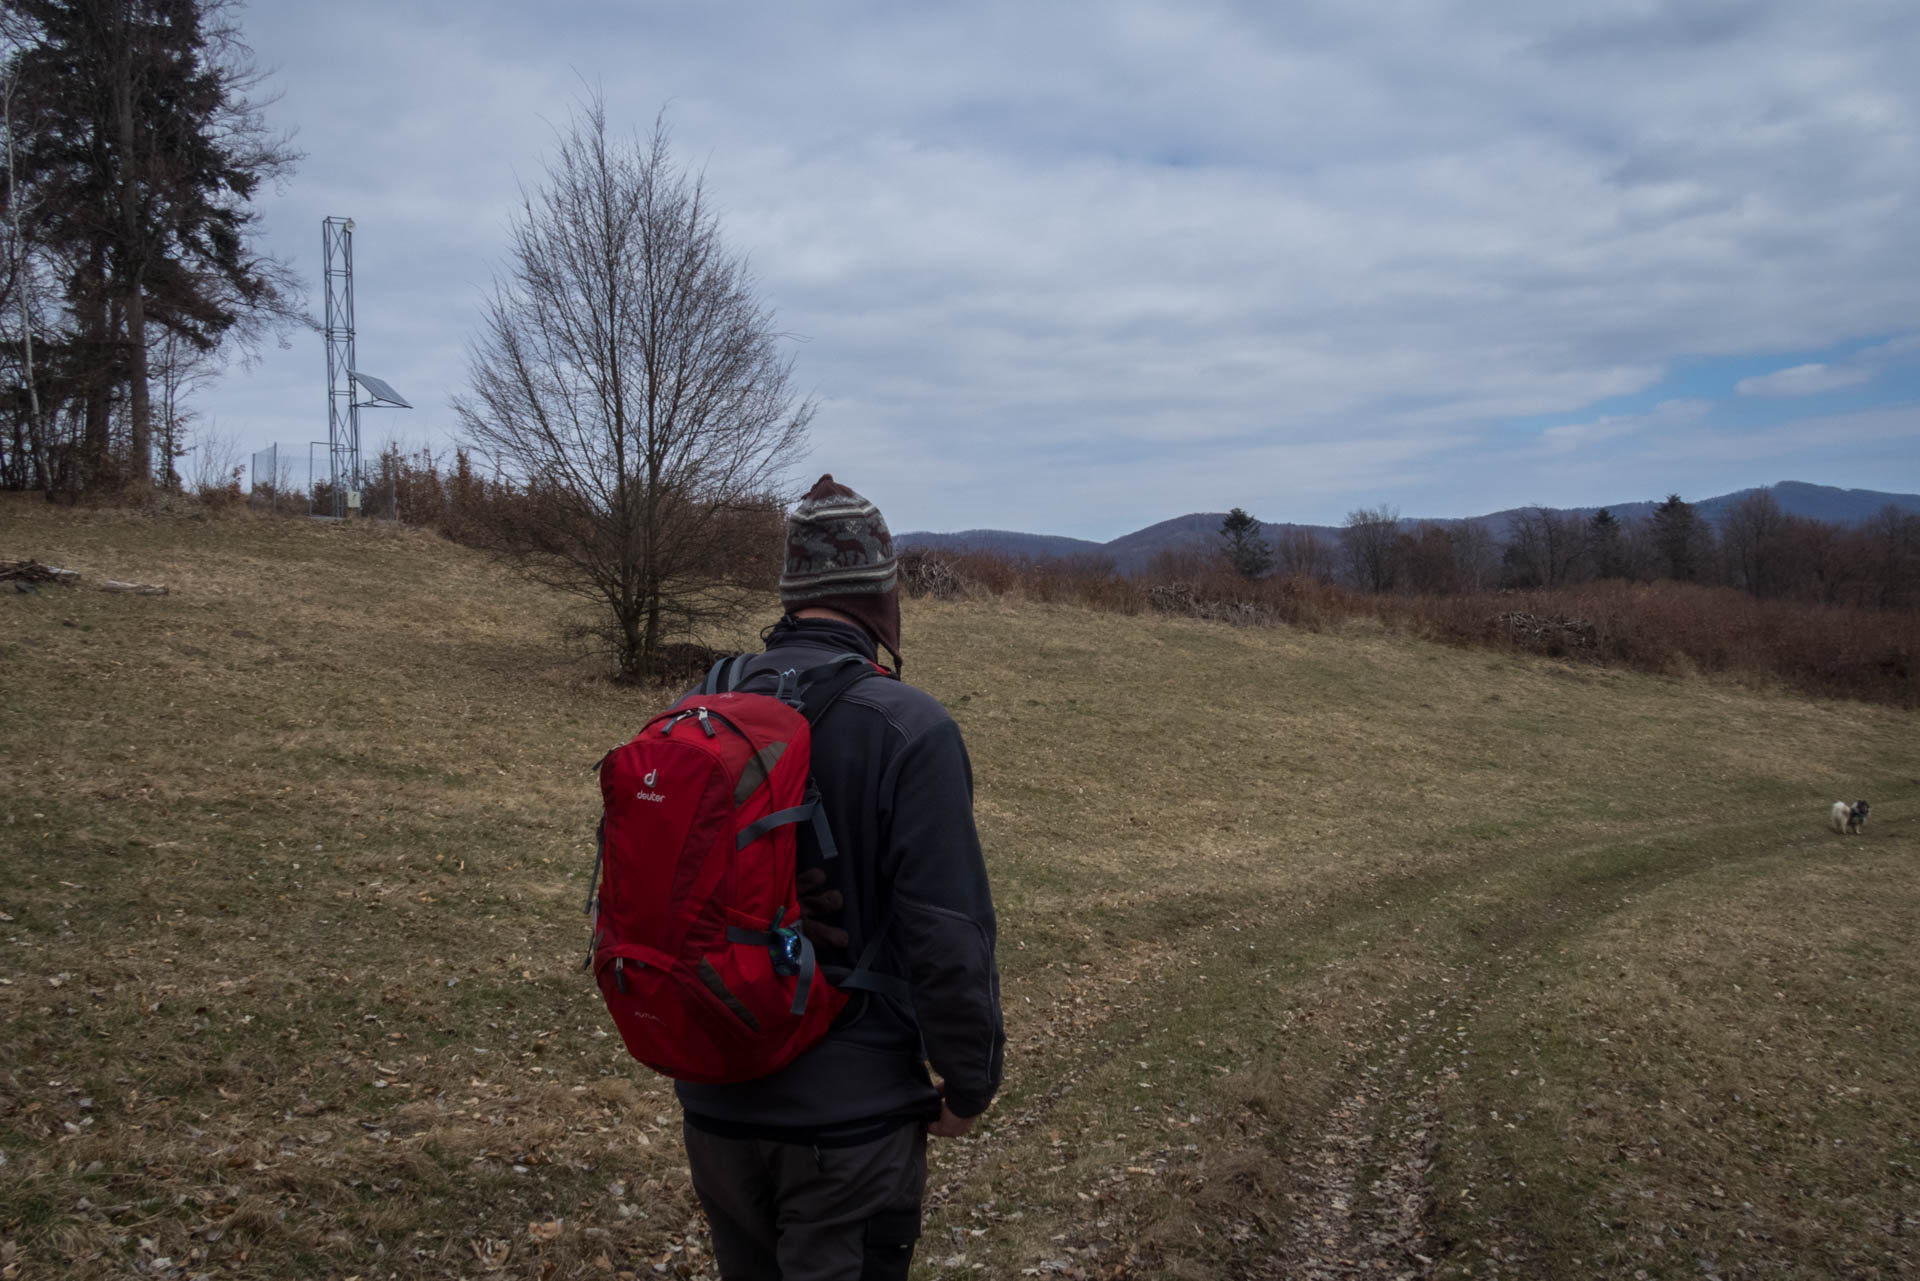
[2,500,1915,1280]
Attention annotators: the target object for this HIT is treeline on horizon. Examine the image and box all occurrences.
[209,448,1919,614]
[14,434,1918,707]
[903,495,1920,708]
[1208,494,1920,612]
[9,440,1916,707]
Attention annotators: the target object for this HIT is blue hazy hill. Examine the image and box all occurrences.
[898,481,1920,576]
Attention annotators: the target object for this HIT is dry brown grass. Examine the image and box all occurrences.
[2,495,1917,1279]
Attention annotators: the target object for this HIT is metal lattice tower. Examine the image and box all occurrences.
[322,217,410,517]
[322,216,359,517]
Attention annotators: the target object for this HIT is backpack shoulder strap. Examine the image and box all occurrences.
[794,653,886,725]
[701,652,753,694]
[794,654,906,987]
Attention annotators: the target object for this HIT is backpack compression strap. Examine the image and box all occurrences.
[832,919,912,1004]
[724,909,819,1017]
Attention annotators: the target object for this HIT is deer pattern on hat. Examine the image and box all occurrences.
[780,475,898,601]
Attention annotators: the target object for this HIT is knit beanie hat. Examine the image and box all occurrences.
[780,474,902,671]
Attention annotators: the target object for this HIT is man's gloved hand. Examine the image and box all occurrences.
[795,866,849,950]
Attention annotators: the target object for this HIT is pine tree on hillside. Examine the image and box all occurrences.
[1219,507,1272,580]
[1652,494,1703,582]
[1587,508,1626,579]
[7,0,299,487]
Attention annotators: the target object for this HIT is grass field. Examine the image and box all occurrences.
[2,497,1916,1280]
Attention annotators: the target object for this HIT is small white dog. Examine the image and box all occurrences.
[1829,800,1870,835]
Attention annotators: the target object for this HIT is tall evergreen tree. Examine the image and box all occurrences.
[1652,493,1703,582]
[6,0,297,487]
[1587,508,1625,579]
[1218,506,1272,580]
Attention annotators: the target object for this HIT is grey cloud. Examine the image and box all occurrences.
[199,0,1920,535]
[1531,0,1772,61]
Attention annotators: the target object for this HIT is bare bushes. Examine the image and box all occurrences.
[905,549,1920,707]
[900,546,966,600]
[1327,581,1915,704]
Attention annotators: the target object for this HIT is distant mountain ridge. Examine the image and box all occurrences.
[898,481,1920,576]
[900,529,1107,561]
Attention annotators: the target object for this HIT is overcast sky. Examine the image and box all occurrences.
[201,0,1920,540]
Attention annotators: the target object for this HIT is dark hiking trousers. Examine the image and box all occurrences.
[684,1120,926,1281]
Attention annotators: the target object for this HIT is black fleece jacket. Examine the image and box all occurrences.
[675,617,1006,1136]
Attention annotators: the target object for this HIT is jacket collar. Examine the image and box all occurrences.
[764,613,881,665]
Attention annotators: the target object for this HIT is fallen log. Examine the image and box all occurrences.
[100,580,169,596]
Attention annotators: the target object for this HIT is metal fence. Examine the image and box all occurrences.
[249,443,334,516]
[248,442,401,519]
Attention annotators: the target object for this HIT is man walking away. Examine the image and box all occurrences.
[678,474,1005,1281]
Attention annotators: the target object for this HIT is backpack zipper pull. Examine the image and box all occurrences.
[660,713,686,737]
[614,956,629,993]
[696,707,716,738]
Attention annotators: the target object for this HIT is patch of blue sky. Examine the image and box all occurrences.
[1504,331,1920,438]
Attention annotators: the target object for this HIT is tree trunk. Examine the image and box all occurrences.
[112,11,151,490]
[619,600,646,684]
[82,252,112,479]
[642,584,661,680]
[124,274,150,486]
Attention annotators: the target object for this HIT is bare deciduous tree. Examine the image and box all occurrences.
[1341,504,1400,593]
[1861,504,1920,610]
[1402,522,1462,594]
[185,418,241,493]
[1275,524,1331,582]
[1722,490,1789,597]
[455,101,811,683]
[1503,505,1587,588]
[1452,519,1499,591]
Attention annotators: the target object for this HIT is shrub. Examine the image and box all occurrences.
[916,551,1919,708]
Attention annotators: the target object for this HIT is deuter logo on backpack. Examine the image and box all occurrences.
[583,652,899,1084]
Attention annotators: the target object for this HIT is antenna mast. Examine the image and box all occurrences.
[322,216,358,517]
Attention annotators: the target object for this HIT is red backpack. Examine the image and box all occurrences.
[585,654,894,1084]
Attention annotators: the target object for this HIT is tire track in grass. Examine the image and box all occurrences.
[925,940,1175,1212]
[1120,809,1880,1279]
[1267,811,1912,1279]
[1268,998,1452,1280]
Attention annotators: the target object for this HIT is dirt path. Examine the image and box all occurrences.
[1263,998,1456,1280]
